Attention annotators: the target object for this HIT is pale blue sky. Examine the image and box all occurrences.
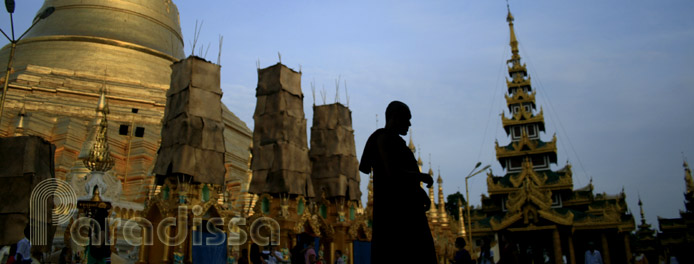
[2,1,693,229]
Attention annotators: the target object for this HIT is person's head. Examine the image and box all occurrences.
[385,101,411,135]
[455,237,466,250]
[587,241,595,252]
[23,224,30,239]
[336,250,342,257]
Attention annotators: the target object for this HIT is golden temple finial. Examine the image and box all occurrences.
[83,88,114,172]
[428,154,434,176]
[417,145,423,167]
[458,197,466,236]
[684,160,694,194]
[437,167,443,185]
[13,104,26,136]
[408,131,416,153]
[437,168,448,226]
[367,172,374,205]
[638,195,647,226]
[91,186,103,202]
[506,2,521,63]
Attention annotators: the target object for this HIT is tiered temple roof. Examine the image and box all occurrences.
[469,8,634,264]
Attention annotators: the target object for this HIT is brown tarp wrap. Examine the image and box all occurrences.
[309,103,361,200]
[249,63,314,197]
[0,136,56,247]
[154,56,226,185]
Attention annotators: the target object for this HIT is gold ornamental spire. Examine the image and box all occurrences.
[507,4,520,61]
[458,197,466,237]
[438,169,448,226]
[408,131,416,154]
[83,89,114,172]
[638,197,646,226]
[13,105,26,136]
[367,172,374,207]
[427,161,438,223]
[684,160,694,194]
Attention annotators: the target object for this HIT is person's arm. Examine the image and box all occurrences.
[375,134,433,187]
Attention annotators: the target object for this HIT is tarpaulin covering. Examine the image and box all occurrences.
[0,136,55,247]
[249,63,313,197]
[309,104,361,200]
[154,56,226,185]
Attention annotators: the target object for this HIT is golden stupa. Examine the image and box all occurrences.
[0,0,252,214]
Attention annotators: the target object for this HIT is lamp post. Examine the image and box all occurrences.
[465,162,490,250]
[0,1,54,125]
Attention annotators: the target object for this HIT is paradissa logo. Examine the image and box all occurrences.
[30,179,280,247]
[69,206,280,247]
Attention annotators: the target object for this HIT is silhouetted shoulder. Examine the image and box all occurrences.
[359,128,386,174]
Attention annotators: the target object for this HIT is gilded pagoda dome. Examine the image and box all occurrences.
[0,0,185,85]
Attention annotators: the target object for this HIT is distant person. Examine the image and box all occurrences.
[5,244,17,264]
[15,226,31,264]
[58,247,71,264]
[498,235,519,264]
[634,252,648,264]
[304,240,316,264]
[584,241,603,264]
[238,249,249,264]
[668,255,678,264]
[478,239,494,264]
[290,242,305,264]
[250,243,262,264]
[334,250,345,264]
[451,237,472,264]
[359,101,437,263]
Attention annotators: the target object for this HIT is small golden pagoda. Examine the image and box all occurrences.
[469,8,635,264]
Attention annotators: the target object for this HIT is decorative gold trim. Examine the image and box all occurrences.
[505,90,536,107]
[6,35,179,62]
[495,132,556,159]
[501,106,544,128]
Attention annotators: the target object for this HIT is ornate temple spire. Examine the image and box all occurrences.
[438,169,448,227]
[507,6,520,61]
[83,88,114,172]
[367,172,374,208]
[638,197,647,226]
[458,197,466,237]
[13,105,26,136]
[408,131,416,154]
[428,161,438,223]
[684,160,694,194]
[417,146,423,171]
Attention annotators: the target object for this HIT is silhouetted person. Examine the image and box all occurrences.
[584,241,603,264]
[498,235,519,264]
[478,238,494,264]
[15,225,31,264]
[250,243,262,264]
[451,237,473,264]
[238,249,249,264]
[359,101,437,264]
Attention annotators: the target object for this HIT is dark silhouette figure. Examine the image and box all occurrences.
[451,237,473,264]
[359,101,437,263]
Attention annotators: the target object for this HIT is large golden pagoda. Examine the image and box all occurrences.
[468,8,635,264]
[0,0,252,207]
[0,2,254,256]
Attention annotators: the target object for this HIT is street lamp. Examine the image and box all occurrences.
[465,162,491,250]
[0,1,54,125]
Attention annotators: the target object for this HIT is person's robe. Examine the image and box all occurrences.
[360,128,437,263]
